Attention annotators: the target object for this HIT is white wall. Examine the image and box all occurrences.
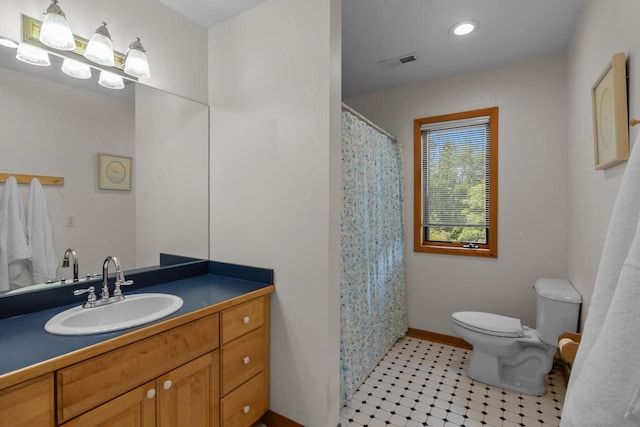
[208,0,342,425]
[1,0,208,102]
[566,0,640,328]
[0,65,135,280]
[346,53,569,335]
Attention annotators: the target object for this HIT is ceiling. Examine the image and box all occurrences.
[158,0,584,98]
[158,0,267,28]
[342,0,584,97]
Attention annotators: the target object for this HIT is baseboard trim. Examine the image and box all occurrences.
[407,327,472,350]
[260,410,304,427]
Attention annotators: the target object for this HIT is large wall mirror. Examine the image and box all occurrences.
[0,41,209,298]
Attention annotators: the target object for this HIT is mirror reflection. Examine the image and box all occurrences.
[0,41,209,296]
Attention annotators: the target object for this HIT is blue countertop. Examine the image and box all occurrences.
[0,263,273,378]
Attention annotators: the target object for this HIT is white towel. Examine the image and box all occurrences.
[27,178,58,284]
[561,131,640,426]
[0,176,31,292]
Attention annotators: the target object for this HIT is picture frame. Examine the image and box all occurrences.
[98,153,132,190]
[592,52,629,170]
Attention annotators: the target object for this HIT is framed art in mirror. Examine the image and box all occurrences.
[592,52,629,170]
[98,153,132,190]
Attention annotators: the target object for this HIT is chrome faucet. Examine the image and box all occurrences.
[102,256,121,300]
[62,248,79,281]
[74,256,133,308]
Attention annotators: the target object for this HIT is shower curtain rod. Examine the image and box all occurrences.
[342,103,398,143]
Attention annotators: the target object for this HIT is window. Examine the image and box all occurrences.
[414,107,498,257]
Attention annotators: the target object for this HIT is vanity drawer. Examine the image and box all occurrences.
[57,313,219,422]
[0,374,54,427]
[221,298,264,345]
[221,372,266,427]
[221,327,265,395]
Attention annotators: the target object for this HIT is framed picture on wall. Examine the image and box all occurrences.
[98,153,132,190]
[592,52,629,170]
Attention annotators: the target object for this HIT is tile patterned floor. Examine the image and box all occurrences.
[340,337,566,427]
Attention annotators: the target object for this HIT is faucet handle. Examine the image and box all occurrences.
[74,286,96,308]
[113,280,134,299]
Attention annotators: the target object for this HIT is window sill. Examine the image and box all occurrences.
[414,243,497,258]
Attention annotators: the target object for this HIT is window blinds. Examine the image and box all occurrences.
[421,116,490,238]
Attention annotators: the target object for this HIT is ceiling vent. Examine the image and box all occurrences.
[378,52,417,69]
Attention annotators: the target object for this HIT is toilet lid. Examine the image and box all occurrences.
[452,311,524,338]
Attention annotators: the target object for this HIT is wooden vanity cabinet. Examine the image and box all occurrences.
[62,352,219,427]
[0,290,271,427]
[57,314,220,423]
[0,374,54,427]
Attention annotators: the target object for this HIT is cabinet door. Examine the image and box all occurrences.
[0,374,54,427]
[61,381,156,427]
[157,351,220,427]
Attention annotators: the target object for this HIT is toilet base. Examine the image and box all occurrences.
[466,344,555,396]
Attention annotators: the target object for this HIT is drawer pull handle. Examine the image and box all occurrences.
[243,356,250,365]
[243,316,250,324]
[163,380,172,390]
[146,389,156,399]
[243,405,250,414]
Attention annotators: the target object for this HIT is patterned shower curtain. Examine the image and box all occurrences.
[340,108,408,401]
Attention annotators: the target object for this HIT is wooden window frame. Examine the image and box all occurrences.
[413,107,498,258]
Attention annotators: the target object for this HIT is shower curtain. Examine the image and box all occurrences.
[340,107,408,402]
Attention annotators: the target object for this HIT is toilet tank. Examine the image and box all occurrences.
[535,279,582,346]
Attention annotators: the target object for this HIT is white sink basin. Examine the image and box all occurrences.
[45,293,184,336]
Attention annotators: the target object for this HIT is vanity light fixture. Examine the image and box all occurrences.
[450,20,480,36]
[15,42,51,66]
[39,0,76,51]
[84,22,115,66]
[98,69,124,89]
[61,57,91,79]
[124,37,150,78]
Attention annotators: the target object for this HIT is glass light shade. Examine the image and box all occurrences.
[98,70,124,89]
[84,23,114,66]
[0,38,18,49]
[40,4,76,51]
[61,58,91,79]
[16,43,51,66]
[124,40,150,78]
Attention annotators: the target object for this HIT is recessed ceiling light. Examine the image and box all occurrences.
[0,38,18,49]
[450,20,480,36]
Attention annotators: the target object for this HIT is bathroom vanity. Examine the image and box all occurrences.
[0,261,274,427]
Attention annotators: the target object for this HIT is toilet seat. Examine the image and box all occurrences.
[452,311,524,338]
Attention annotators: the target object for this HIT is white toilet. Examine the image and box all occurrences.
[451,279,581,395]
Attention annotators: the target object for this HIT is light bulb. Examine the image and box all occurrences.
[40,0,76,51]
